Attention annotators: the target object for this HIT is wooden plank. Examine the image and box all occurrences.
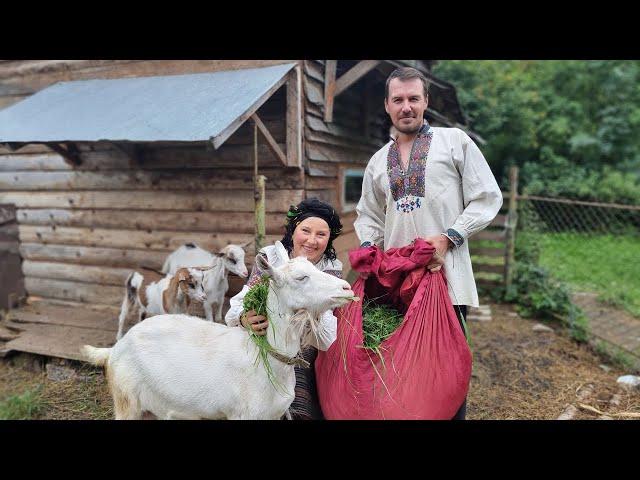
[1,322,118,361]
[8,302,119,332]
[468,246,505,257]
[46,143,82,167]
[303,60,324,83]
[324,60,337,123]
[0,152,115,172]
[306,141,377,165]
[20,243,169,270]
[250,113,287,166]
[286,66,303,168]
[17,209,286,234]
[473,263,505,275]
[307,162,339,178]
[19,225,281,253]
[472,230,506,242]
[305,128,383,151]
[22,260,133,287]
[0,168,304,191]
[335,61,381,97]
[24,277,124,305]
[305,176,337,190]
[0,143,289,173]
[490,213,507,228]
[1,189,304,212]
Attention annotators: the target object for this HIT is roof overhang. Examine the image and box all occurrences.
[0,63,297,150]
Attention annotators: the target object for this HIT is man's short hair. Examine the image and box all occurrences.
[385,67,429,100]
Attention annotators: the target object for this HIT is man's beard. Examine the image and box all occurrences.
[394,119,422,135]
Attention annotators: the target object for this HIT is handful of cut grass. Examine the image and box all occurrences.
[361,302,404,350]
[242,276,285,393]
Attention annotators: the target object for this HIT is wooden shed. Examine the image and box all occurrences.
[0,60,488,360]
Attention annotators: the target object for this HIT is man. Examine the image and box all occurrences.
[354,67,503,419]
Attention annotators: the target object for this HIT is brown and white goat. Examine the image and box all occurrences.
[116,267,206,341]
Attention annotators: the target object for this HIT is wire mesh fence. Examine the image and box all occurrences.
[517,195,640,317]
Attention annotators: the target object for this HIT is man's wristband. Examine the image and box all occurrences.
[360,241,372,248]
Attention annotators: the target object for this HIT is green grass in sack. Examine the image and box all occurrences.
[362,301,404,350]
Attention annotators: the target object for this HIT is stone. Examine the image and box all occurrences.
[616,375,640,391]
[46,363,77,382]
[599,364,612,373]
[507,312,520,317]
[532,323,554,333]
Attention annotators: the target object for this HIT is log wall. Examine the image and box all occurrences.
[0,60,302,309]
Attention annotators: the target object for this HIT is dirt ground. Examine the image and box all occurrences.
[467,302,640,420]
[1,301,639,420]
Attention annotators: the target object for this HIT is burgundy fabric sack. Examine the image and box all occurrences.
[315,238,472,419]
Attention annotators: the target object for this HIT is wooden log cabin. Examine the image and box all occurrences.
[0,60,502,360]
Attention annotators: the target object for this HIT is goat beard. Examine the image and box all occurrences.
[287,308,321,350]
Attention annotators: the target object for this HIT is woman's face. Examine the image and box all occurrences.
[291,217,331,264]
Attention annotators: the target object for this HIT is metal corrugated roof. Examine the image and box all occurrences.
[0,63,296,146]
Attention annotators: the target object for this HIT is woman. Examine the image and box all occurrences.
[225,198,344,419]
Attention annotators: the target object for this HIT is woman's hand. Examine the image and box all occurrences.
[240,309,269,335]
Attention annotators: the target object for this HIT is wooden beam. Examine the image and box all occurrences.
[46,143,82,167]
[210,65,295,150]
[324,60,337,123]
[250,113,288,167]
[335,60,381,97]
[286,66,302,167]
[109,142,140,165]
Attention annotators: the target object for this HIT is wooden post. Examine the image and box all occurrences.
[324,60,337,123]
[504,166,519,290]
[254,123,266,252]
[255,175,266,252]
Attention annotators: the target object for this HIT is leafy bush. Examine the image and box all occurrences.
[498,231,589,342]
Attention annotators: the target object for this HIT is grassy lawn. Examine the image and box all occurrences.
[537,233,640,318]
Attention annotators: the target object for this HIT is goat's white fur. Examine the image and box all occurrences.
[162,243,249,323]
[83,241,355,420]
[116,267,206,341]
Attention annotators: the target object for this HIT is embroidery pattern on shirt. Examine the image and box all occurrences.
[387,122,433,213]
[445,228,465,247]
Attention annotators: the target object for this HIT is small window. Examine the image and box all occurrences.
[342,168,365,212]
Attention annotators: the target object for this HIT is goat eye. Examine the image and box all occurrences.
[229,258,237,264]
[296,276,309,282]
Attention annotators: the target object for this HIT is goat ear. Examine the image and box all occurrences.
[255,253,272,275]
[274,241,290,263]
[239,240,252,250]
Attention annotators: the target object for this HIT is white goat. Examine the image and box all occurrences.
[116,267,206,341]
[162,242,249,323]
[83,241,356,420]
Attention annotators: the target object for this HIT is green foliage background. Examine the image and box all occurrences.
[433,61,640,204]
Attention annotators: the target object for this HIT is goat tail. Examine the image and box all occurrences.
[81,345,112,367]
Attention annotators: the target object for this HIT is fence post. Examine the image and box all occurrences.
[504,166,519,290]
[253,122,266,252]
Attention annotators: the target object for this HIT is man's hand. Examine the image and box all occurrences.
[423,235,452,272]
[240,309,268,335]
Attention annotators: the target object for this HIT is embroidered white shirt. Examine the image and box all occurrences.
[354,127,503,307]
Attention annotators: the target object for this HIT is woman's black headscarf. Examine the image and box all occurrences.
[281,198,343,261]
